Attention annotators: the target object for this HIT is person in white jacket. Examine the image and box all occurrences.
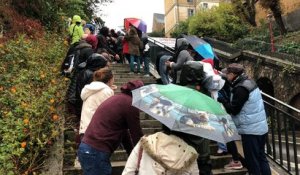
[79,67,115,135]
[122,127,199,175]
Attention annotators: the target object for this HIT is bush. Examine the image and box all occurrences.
[188,3,249,42]
[0,34,68,174]
[170,20,189,38]
[0,6,44,41]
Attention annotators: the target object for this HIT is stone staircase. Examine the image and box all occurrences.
[62,64,248,175]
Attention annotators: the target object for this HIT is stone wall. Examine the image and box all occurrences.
[283,8,300,31]
[219,50,300,104]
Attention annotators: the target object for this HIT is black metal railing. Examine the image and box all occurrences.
[262,92,300,175]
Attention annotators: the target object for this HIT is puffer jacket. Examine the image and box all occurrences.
[80,81,114,134]
[122,132,199,175]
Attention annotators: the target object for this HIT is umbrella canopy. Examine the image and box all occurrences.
[182,35,215,59]
[124,18,147,33]
[132,84,240,144]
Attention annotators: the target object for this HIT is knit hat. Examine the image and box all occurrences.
[84,24,95,33]
[121,80,144,94]
[223,63,244,75]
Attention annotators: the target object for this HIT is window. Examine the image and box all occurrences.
[202,3,208,9]
[187,0,193,3]
[188,9,194,17]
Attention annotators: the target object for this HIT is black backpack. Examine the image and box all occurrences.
[61,49,80,77]
[180,61,205,86]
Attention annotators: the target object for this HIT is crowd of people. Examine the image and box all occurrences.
[62,14,271,175]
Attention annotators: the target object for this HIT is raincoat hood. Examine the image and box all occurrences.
[81,82,110,101]
[140,132,198,174]
[176,38,189,49]
[86,53,108,70]
[72,15,82,23]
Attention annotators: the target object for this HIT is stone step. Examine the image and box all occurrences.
[63,161,127,175]
[140,120,162,128]
[62,63,249,175]
[63,165,247,175]
[112,73,156,79]
[212,168,248,175]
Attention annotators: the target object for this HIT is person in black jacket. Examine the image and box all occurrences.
[97,27,120,61]
[65,40,94,119]
[75,53,109,116]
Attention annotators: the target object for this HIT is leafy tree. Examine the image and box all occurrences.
[231,0,257,26]
[188,3,249,42]
[149,29,165,37]
[9,0,112,31]
[170,20,189,38]
[259,0,287,35]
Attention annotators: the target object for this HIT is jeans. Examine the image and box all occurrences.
[241,134,271,175]
[130,55,140,73]
[78,142,112,175]
[144,56,150,74]
[159,55,172,84]
[217,142,227,152]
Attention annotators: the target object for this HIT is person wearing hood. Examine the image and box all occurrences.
[78,80,144,175]
[69,15,84,46]
[75,53,109,115]
[79,67,114,136]
[165,37,194,84]
[65,40,95,119]
[74,67,114,169]
[122,126,199,175]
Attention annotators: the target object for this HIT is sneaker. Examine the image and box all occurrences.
[143,74,150,77]
[74,156,81,169]
[214,149,228,156]
[224,160,243,170]
[128,72,134,75]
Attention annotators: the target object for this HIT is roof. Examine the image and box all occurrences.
[153,13,165,24]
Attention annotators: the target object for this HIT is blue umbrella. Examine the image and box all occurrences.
[183,35,215,59]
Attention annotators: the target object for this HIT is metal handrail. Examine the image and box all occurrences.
[262,92,300,175]
[261,91,300,113]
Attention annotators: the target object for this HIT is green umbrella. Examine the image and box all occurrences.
[132,84,240,144]
[157,84,227,115]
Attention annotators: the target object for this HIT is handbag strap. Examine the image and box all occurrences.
[70,25,76,38]
[134,145,143,175]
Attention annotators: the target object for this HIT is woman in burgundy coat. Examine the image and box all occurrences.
[78,80,144,175]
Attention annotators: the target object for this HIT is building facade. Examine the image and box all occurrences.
[164,0,228,37]
[152,13,165,32]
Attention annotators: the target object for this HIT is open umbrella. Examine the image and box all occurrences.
[124,18,147,33]
[182,35,215,59]
[132,84,240,144]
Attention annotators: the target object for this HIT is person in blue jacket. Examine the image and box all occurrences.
[218,63,271,175]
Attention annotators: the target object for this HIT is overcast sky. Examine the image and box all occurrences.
[99,0,165,32]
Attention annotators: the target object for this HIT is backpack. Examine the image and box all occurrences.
[61,49,81,77]
[179,61,205,86]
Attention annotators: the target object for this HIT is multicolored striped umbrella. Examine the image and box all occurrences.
[124,18,147,33]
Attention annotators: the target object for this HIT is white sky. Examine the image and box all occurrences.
[99,0,165,32]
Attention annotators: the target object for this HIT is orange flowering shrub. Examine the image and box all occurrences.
[0,34,67,174]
